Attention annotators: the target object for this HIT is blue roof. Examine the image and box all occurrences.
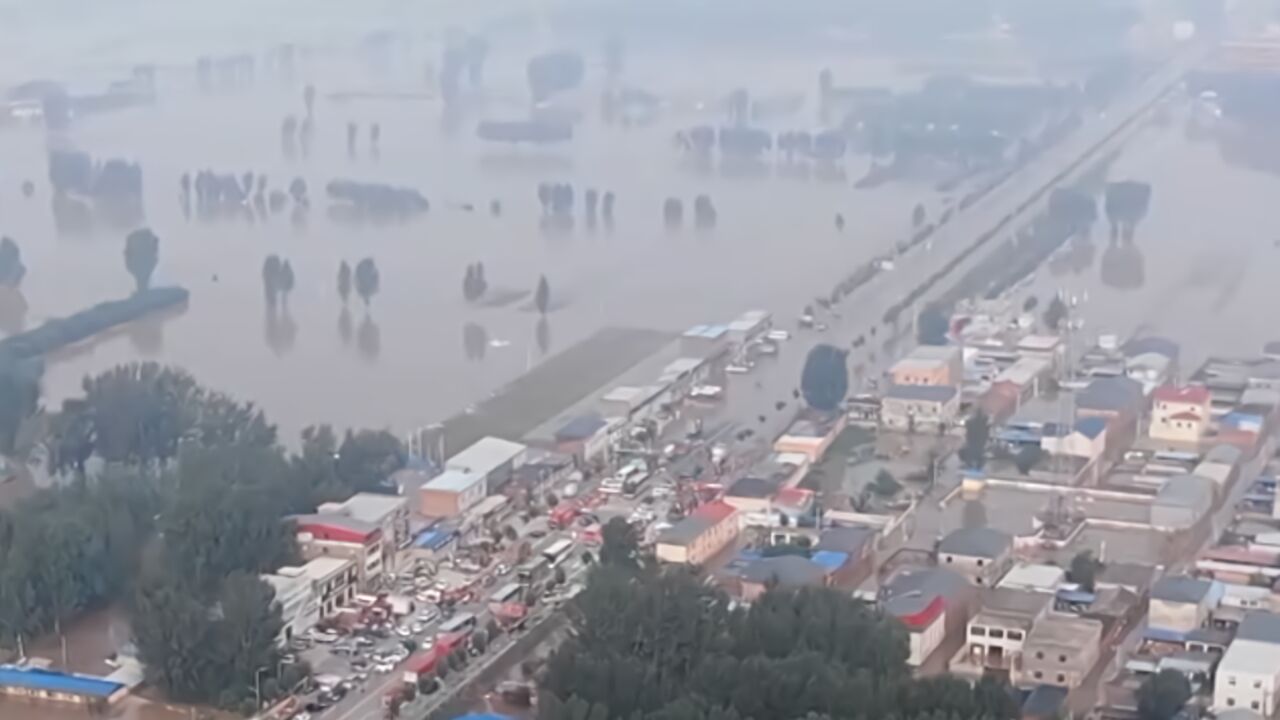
[413,529,454,550]
[0,667,124,698]
[1077,377,1144,413]
[810,550,849,571]
[1074,416,1107,439]
[1143,625,1189,643]
[555,414,608,442]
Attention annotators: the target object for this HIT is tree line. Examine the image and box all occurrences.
[539,540,1019,720]
[0,362,407,713]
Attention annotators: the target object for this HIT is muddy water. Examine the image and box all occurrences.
[0,14,958,439]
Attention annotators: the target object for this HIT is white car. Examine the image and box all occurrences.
[311,629,339,643]
[411,622,426,634]
[374,663,393,674]
[725,364,752,375]
[765,329,790,342]
[395,626,412,638]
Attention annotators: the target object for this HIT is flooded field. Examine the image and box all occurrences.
[0,8,1014,439]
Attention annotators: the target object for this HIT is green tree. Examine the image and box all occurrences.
[917,304,951,346]
[1068,550,1102,592]
[279,260,295,301]
[535,275,551,315]
[800,344,848,412]
[262,255,282,303]
[599,516,641,571]
[336,429,405,494]
[0,356,39,455]
[959,411,990,470]
[355,258,380,306]
[871,468,901,497]
[1137,669,1191,720]
[124,228,160,292]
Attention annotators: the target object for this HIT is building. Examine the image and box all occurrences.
[1021,685,1069,720]
[880,385,960,431]
[724,476,778,514]
[1019,615,1103,689]
[445,436,527,493]
[419,469,486,518]
[1214,612,1280,716]
[733,555,831,602]
[773,413,847,462]
[1017,335,1064,366]
[938,528,1014,587]
[300,556,358,619]
[318,492,410,571]
[1149,475,1216,531]
[551,414,613,465]
[1039,417,1108,461]
[0,666,128,707]
[262,564,322,644]
[1150,385,1211,444]
[995,357,1053,397]
[656,501,740,565]
[1196,444,1243,495]
[1076,377,1147,444]
[958,588,1053,680]
[724,454,810,513]
[1147,576,1222,641]
[889,345,963,387]
[814,526,877,587]
[293,514,384,589]
[883,567,972,666]
[998,563,1067,595]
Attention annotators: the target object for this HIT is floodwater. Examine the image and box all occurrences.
[0,4,1005,439]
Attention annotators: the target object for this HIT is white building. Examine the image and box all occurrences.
[1214,612,1280,716]
[445,436,528,493]
[318,492,410,570]
[1148,576,1222,641]
[262,566,321,645]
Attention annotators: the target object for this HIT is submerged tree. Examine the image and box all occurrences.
[354,258,380,306]
[534,275,550,314]
[0,237,26,287]
[800,344,848,412]
[959,410,991,470]
[262,255,283,303]
[124,228,160,292]
[337,260,352,304]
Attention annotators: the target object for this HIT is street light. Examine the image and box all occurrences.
[254,666,268,710]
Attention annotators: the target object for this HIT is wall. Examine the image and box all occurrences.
[1214,664,1279,717]
[1148,598,1205,634]
[908,610,947,667]
[655,542,690,564]
[940,551,1012,587]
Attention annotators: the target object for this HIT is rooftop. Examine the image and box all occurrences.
[422,468,484,494]
[997,563,1066,593]
[1123,336,1179,361]
[299,555,354,581]
[939,527,1011,558]
[1204,444,1244,467]
[737,555,830,587]
[292,513,380,542]
[1151,576,1215,604]
[658,502,736,546]
[446,436,526,475]
[978,587,1053,621]
[727,476,777,500]
[1219,633,1280,673]
[1024,614,1103,649]
[816,526,876,555]
[882,567,968,628]
[1018,334,1062,352]
[883,384,958,403]
[0,666,124,699]
[554,414,608,442]
[1153,384,1210,405]
[1077,376,1145,414]
[1236,611,1280,644]
[1097,562,1158,591]
[1154,475,1215,508]
[319,492,405,525]
[1022,685,1068,719]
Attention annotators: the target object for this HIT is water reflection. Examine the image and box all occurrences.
[536,317,551,356]
[1100,236,1145,291]
[356,314,381,361]
[338,306,353,346]
[264,304,298,355]
[0,288,28,335]
[961,499,987,530]
[463,322,488,362]
[127,313,166,356]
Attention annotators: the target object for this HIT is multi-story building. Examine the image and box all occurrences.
[1150,385,1211,444]
[655,501,740,565]
[938,528,1014,587]
[956,588,1053,680]
[889,345,963,387]
[1214,612,1280,716]
[1147,576,1223,642]
[1019,615,1103,690]
[292,514,384,590]
[318,492,410,572]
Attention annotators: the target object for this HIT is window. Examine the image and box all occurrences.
[976,577,985,585]
[976,559,985,567]
[970,627,987,637]
[989,629,1005,639]
[1229,677,1237,687]
[1058,655,1067,663]
[1036,651,1045,660]
[945,556,953,563]
[1252,702,1261,711]
[1008,631,1023,640]
[1033,671,1043,680]
[1255,681,1263,689]
[1226,699,1235,707]
[1057,674,1066,684]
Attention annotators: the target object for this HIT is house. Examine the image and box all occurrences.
[551,414,613,465]
[0,666,128,707]
[995,357,1053,397]
[815,526,877,587]
[1213,612,1280,716]
[262,564,322,644]
[318,492,410,570]
[938,528,1014,587]
[998,563,1067,595]
[1150,385,1211,444]
[1126,352,1175,394]
[773,413,847,462]
[655,501,740,565]
[889,345,963,387]
[980,381,1025,424]
[1147,576,1222,641]
[445,436,527,493]
[733,555,832,602]
[1017,335,1065,366]
[1019,615,1104,690]
[293,514,384,589]
[419,469,485,518]
[1039,417,1108,460]
[1149,475,1216,530]
[724,476,778,514]
[1076,377,1146,449]
[882,567,973,666]
[956,588,1053,680]
[880,385,960,431]
[1195,445,1242,494]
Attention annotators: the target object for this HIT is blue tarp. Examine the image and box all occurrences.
[810,550,849,571]
[1143,625,1189,643]
[0,667,123,698]
[413,529,454,550]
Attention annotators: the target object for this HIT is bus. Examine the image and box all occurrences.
[439,611,477,636]
[489,582,524,604]
[542,538,575,567]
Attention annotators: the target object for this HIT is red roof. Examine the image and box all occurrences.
[692,500,737,523]
[773,487,813,509]
[1154,385,1210,405]
[898,595,945,629]
[295,521,379,544]
[1169,411,1202,422]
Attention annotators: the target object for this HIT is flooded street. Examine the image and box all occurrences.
[0,14,956,438]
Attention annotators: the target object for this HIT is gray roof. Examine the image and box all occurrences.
[1151,576,1213,604]
[980,587,1053,619]
[656,515,716,546]
[1236,611,1280,644]
[728,475,778,499]
[882,567,967,618]
[1204,444,1244,466]
[884,384,958,403]
[1077,376,1145,413]
[1123,336,1180,361]
[446,436,526,476]
[1154,475,1215,508]
[738,555,829,587]
[1022,685,1068,719]
[1097,562,1158,591]
[939,527,1011,558]
[816,526,876,555]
